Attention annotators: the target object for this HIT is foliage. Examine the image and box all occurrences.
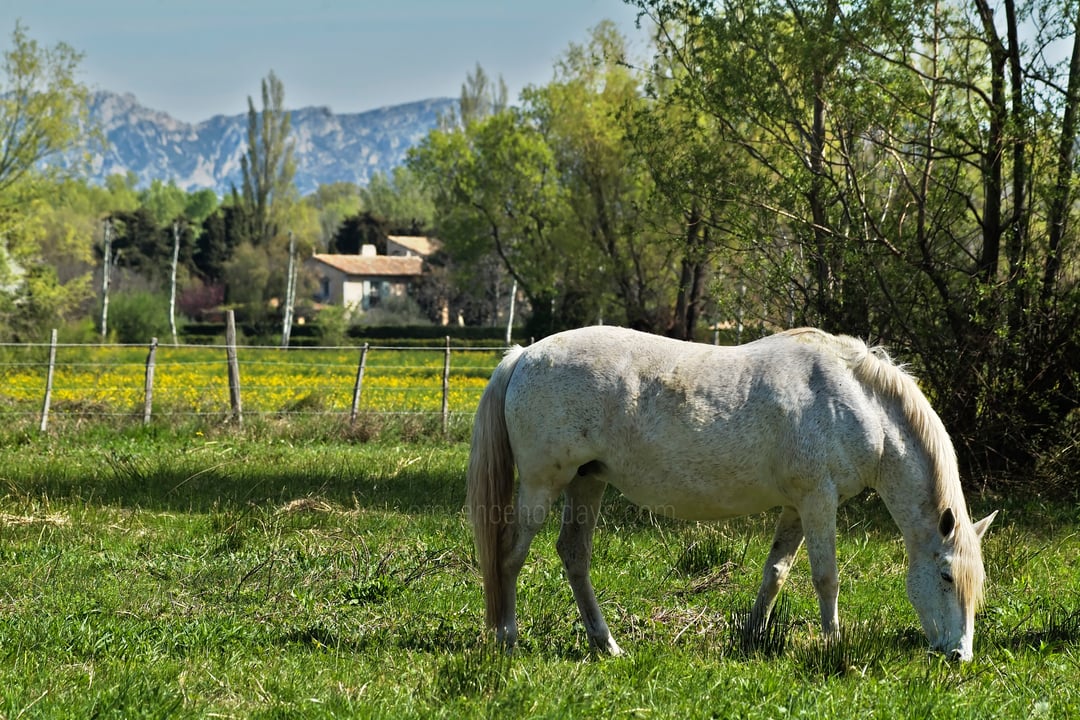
[410,23,707,338]
[236,69,296,248]
[0,250,92,342]
[305,181,363,252]
[102,291,173,343]
[314,303,351,346]
[195,204,254,282]
[222,241,271,318]
[0,22,95,342]
[356,294,432,327]
[330,210,388,254]
[359,166,435,233]
[630,0,1080,481]
[0,21,90,200]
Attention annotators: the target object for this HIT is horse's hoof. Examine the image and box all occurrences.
[591,636,623,656]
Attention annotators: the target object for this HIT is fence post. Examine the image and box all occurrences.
[226,310,243,425]
[442,335,451,436]
[350,342,370,424]
[143,337,158,425]
[39,328,57,433]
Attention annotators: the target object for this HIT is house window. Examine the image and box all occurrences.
[319,278,331,302]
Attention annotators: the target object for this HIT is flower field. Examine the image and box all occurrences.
[0,342,504,424]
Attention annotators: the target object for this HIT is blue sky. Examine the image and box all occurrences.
[3,0,647,123]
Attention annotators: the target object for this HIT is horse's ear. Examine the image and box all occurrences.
[972,510,998,540]
[938,508,956,538]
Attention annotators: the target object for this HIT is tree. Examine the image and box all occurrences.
[411,108,595,335]
[527,21,689,334]
[359,166,434,233]
[635,0,1080,480]
[459,63,509,125]
[306,182,362,251]
[0,22,89,200]
[0,22,94,341]
[195,204,254,284]
[412,24,700,337]
[236,70,296,248]
[138,179,188,227]
[439,63,509,130]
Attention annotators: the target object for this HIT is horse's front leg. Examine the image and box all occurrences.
[556,473,622,655]
[799,493,840,635]
[750,506,804,629]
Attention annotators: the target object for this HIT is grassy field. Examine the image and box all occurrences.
[0,424,1077,718]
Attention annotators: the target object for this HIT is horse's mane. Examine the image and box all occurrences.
[781,328,986,608]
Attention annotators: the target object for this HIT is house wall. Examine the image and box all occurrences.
[305,256,416,316]
[342,279,370,311]
[330,275,407,313]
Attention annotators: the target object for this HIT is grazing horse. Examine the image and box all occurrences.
[467,326,996,660]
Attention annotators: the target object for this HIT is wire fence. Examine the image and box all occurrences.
[0,331,505,433]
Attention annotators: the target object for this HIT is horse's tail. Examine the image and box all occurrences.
[467,345,525,630]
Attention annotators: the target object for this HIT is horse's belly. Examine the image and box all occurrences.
[606,470,787,521]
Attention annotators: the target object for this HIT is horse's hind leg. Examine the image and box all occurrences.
[497,479,560,650]
[750,506,804,630]
[556,473,622,655]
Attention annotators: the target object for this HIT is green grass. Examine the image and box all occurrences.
[0,424,1077,718]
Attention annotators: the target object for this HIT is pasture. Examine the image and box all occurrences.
[0,423,1076,718]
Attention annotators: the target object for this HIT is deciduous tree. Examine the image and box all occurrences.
[0,22,93,340]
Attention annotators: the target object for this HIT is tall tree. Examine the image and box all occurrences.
[411,109,590,335]
[438,63,509,131]
[237,70,296,247]
[459,63,508,125]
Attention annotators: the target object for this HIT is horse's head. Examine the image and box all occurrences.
[907,508,997,661]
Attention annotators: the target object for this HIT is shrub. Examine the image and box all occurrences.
[104,291,173,343]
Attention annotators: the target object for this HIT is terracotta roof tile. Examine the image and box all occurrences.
[308,254,424,277]
[387,235,442,257]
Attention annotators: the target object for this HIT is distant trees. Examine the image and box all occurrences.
[410,25,705,338]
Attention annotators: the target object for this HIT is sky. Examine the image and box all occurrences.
[3,0,648,124]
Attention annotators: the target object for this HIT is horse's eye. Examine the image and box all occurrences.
[940,571,954,584]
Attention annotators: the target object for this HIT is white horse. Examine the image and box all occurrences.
[467,326,997,660]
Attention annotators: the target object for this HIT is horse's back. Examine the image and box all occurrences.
[503,326,883,520]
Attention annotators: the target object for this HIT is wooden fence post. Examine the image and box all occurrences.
[143,337,158,425]
[350,342,370,424]
[39,328,57,432]
[441,336,451,435]
[226,310,243,425]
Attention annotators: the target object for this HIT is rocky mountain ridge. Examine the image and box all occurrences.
[76,91,457,196]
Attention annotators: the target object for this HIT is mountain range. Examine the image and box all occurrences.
[76,91,458,196]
